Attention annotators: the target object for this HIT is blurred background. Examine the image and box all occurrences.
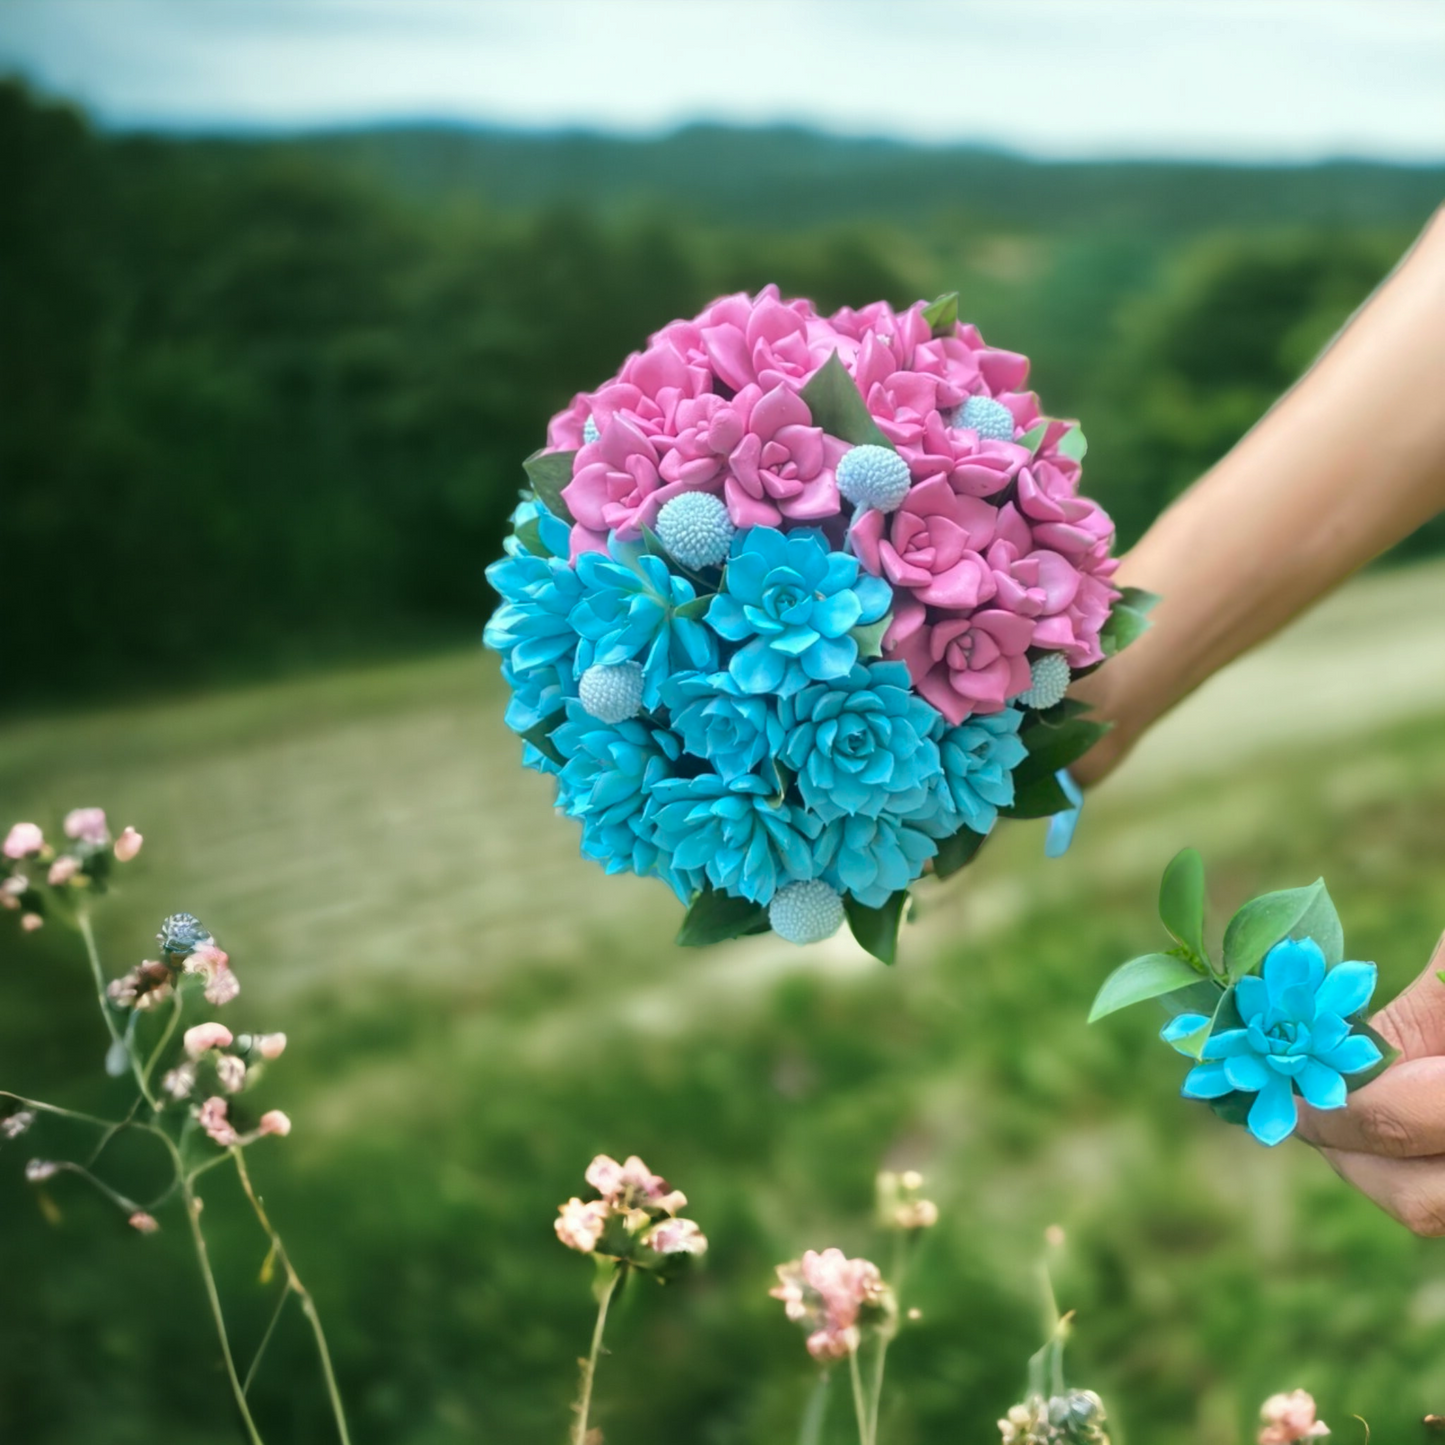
[1,1,1443,1441]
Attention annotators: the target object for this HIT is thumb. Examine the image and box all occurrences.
[1367,930,1445,1061]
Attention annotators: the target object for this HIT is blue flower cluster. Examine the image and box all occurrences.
[487,507,1039,940]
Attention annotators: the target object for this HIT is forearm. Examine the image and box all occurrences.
[1074,207,1445,785]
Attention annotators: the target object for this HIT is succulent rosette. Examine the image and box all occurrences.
[486,287,1150,958]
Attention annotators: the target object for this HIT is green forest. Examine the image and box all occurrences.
[4,79,1442,707]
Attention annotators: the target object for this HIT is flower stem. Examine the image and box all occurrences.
[143,990,184,1092]
[230,1148,353,1445]
[77,909,160,1113]
[866,1230,908,1445]
[797,1371,831,1445]
[573,1264,621,1445]
[848,1347,871,1445]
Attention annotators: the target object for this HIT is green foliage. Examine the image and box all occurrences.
[1221,879,1328,982]
[1088,953,1204,1022]
[676,887,771,946]
[522,450,577,523]
[843,889,908,965]
[1158,847,1208,965]
[797,352,894,448]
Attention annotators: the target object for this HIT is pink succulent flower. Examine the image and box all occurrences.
[694,286,836,393]
[889,605,1035,724]
[113,827,143,862]
[771,1247,888,1362]
[561,417,678,554]
[546,392,595,451]
[259,1110,292,1138]
[555,1196,610,1254]
[1258,1389,1330,1442]
[47,856,80,886]
[184,1022,234,1057]
[3,823,44,859]
[901,413,1029,499]
[63,808,109,846]
[197,1096,238,1147]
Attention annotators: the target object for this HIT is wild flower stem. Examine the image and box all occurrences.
[231,1147,353,1445]
[848,1347,872,1445]
[866,1230,909,1445]
[244,1283,293,1395]
[77,910,160,1113]
[0,1090,119,1132]
[573,1264,621,1445]
[797,1371,831,1445]
[143,990,184,1091]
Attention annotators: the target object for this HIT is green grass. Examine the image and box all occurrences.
[3,571,1445,1444]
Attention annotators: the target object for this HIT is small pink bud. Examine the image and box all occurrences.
[3,823,44,859]
[128,1211,160,1234]
[216,1055,247,1094]
[20,913,43,932]
[47,856,80,886]
[196,1096,238,1147]
[0,893,17,911]
[63,808,109,846]
[114,827,143,862]
[255,1032,287,1060]
[259,1110,292,1138]
[184,1022,234,1057]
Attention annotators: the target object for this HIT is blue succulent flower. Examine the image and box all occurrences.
[645,772,824,905]
[777,662,941,821]
[663,671,785,784]
[1165,936,1382,1147]
[706,526,892,697]
[551,703,696,902]
[485,534,586,735]
[906,706,1027,839]
[569,545,719,709]
[814,813,936,909]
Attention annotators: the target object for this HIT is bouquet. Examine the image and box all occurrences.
[485,287,1153,959]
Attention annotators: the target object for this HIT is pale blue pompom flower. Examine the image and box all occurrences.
[578,662,645,724]
[836,444,912,512]
[656,491,735,570]
[769,880,845,945]
[953,395,1015,442]
[582,415,600,446]
[1016,653,1071,710]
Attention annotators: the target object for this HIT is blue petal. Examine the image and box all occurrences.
[1234,974,1268,1023]
[1247,1073,1299,1146]
[1043,769,1083,858]
[812,589,863,638]
[1263,937,1326,999]
[1182,1062,1234,1099]
[1297,1059,1347,1110]
[730,640,787,695]
[853,573,893,623]
[1224,1054,1270,1092]
[724,549,772,601]
[802,635,857,682]
[707,594,752,641]
[1201,1027,1253,1060]
[1314,961,1378,1020]
[1161,1014,1211,1056]
[1317,1033,1384,1076]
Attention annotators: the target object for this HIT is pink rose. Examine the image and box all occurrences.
[890,607,1035,724]
[852,478,997,610]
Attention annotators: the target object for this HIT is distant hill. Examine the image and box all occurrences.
[223,121,1445,233]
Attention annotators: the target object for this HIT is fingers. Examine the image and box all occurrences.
[1317,1146,1445,1237]
[1297,1055,1445,1157]
[1367,930,1445,1060]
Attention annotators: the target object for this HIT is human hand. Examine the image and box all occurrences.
[1295,931,1445,1235]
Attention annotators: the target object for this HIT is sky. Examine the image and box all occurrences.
[1,0,1442,161]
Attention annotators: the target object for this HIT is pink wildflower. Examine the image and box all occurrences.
[128,1211,160,1234]
[555,1196,610,1254]
[107,959,173,1011]
[162,1063,196,1100]
[20,913,42,933]
[216,1055,247,1094]
[196,1096,238,1147]
[645,1216,708,1256]
[584,1153,672,1206]
[184,1022,234,1057]
[63,808,109,846]
[185,944,239,1006]
[113,826,143,862]
[3,823,43,859]
[47,856,80,886]
[771,1248,889,1362]
[1259,1390,1330,1443]
[258,1110,292,1138]
[254,1032,288,1060]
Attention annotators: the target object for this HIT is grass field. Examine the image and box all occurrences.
[2,559,1444,1444]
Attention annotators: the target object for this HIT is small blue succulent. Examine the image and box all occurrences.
[777,662,941,821]
[569,545,719,709]
[551,703,696,901]
[484,537,586,734]
[663,670,785,784]
[907,706,1027,839]
[1165,936,1382,1146]
[706,526,891,697]
[814,813,936,909]
[645,772,823,905]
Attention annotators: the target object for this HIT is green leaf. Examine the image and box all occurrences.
[1347,1019,1400,1092]
[1056,425,1087,462]
[522,449,577,524]
[674,594,712,621]
[933,825,987,880]
[844,890,908,965]
[1158,848,1208,964]
[1089,952,1205,1022]
[1000,771,1072,820]
[1017,717,1111,780]
[513,515,547,556]
[1288,879,1344,966]
[1117,586,1161,616]
[676,888,771,947]
[1221,879,1325,981]
[1099,604,1150,658]
[1016,421,1049,456]
[1207,1091,1254,1127]
[519,718,566,767]
[920,291,959,337]
[799,353,894,449]
[1035,697,1091,725]
[850,615,890,660]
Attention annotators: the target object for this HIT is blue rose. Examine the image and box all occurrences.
[569,545,718,709]
[706,526,891,697]
[905,707,1027,839]
[663,671,785,784]
[1166,936,1382,1146]
[551,704,696,901]
[777,662,941,821]
[814,814,936,909]
[645,773,823,905]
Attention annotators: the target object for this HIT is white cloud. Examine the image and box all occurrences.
[1,0,1441,160]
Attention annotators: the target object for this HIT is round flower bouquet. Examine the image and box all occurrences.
[485,287,1155,958]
